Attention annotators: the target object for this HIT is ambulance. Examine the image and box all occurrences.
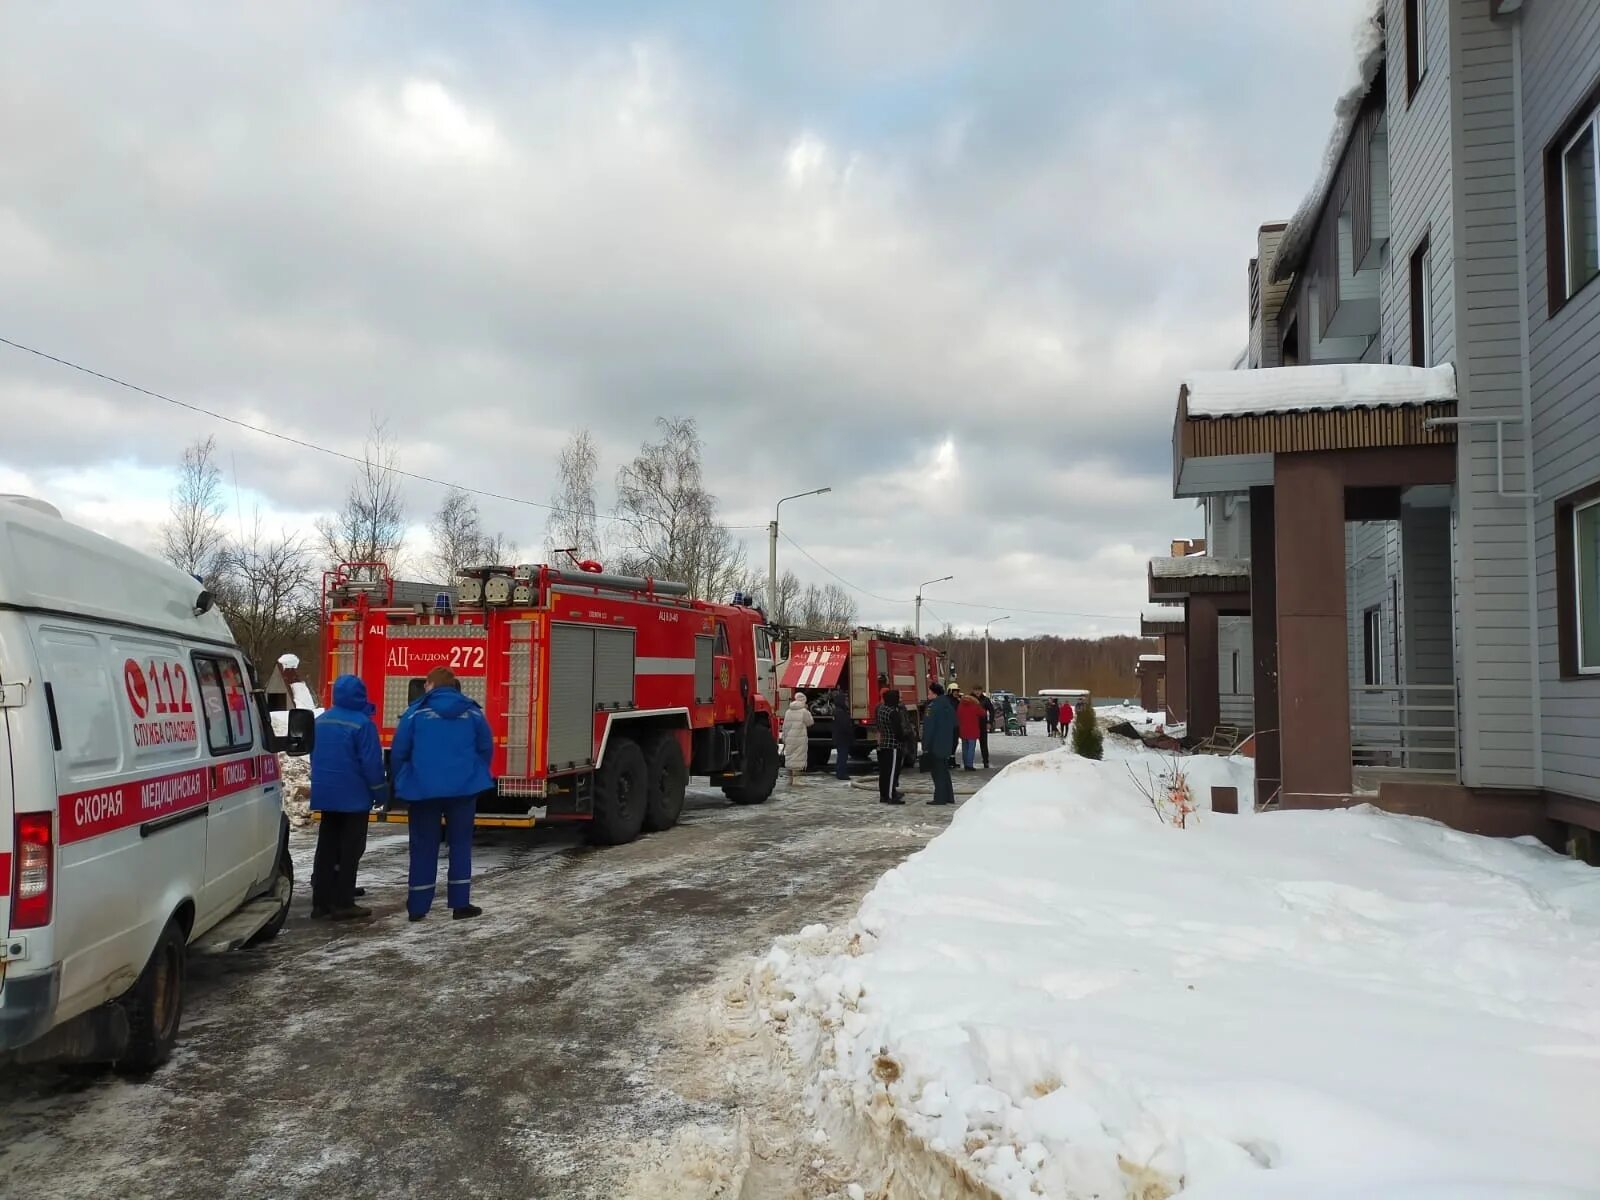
[0,497,306,1070]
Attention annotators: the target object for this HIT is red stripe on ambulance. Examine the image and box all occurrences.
[210,756,257,800]
[59,766,210,845]
[0,851,10,896]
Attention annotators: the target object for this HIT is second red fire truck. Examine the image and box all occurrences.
[320,560,781,841]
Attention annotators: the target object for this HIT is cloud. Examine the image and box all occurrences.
[0,0,1373,635]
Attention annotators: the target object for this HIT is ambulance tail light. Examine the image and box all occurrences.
[13,812,53,928]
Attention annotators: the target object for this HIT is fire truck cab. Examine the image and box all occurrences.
[322,561,781,841]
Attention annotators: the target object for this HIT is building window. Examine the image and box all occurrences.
[1562,116,1600,298]
[1362,608,1384,687]
[1555,484,1600,676]
[1405,0,1427,102]
[1230,650,1239,695]
[1409,235,1432,366]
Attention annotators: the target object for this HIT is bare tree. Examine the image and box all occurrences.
[316,419,406,567]
[428,489,485,582]
[821,583,857,633]
[612,417,748,599]
[763,569,803,626]
[159,436,229,586]
[545,429,601,560]
[216,515,319,673]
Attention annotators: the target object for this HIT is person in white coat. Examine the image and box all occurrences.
[781,691,814,787]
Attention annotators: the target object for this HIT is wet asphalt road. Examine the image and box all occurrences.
[0,737,1044,1200]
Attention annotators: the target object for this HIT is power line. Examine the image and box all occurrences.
[778,530,907,605]
[0,334,766,531]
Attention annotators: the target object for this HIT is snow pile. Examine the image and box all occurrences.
[1183,363,1457,418]
[1097,704,1168,734]
[751,747,1600,1199]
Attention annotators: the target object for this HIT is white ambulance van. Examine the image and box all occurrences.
[0,496,309,1071]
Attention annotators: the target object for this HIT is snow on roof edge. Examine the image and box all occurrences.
[1182,362,1456,418]
[1269,0,1386,285]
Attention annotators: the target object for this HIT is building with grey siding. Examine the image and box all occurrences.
[1153,0,1600,859]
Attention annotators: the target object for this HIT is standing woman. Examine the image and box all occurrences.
[781,691,814,788]
[392,667,493,922]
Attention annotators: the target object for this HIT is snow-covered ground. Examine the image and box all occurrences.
[748,743,1600,1199]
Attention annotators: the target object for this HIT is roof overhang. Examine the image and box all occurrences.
[1173,365,1458,498]
[1148,557,1250,602]
[1140,606,1186,636]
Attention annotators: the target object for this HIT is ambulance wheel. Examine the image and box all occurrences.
[724,722,779,805]
[642,733,689,832]
[116,919,186,1074]
[591,737,648,844]
[247,846,294,947]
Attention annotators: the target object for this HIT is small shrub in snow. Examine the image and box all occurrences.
[1127,756,1195,828]
[1070,702,1103,760]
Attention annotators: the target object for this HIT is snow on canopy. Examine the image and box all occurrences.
[1137,653,1165,663]
[1183,362,1456,418]
[1140,606,1185,624]
[1149,555,1249,580]
[1269,0,1385,284]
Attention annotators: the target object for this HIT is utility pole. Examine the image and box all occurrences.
[915,575,953,639]
[768,487,831,619]
[984,615,1010,693]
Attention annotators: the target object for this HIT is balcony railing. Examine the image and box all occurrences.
[1350,683,1458,783]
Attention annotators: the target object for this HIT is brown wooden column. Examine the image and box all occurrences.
[1187,594,1221,741]
[1139,667,1160,713]
[1276,454,1352,802]
[1250,485,1281,808]
[1164,629,1187,723]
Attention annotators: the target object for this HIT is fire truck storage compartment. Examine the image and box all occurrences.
[548,624,637,772]
[695,635,715,705]
[549,624,595,771]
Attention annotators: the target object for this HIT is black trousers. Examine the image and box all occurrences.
[878,746,900,800]
[312,811,368,912]
[928,755,955,805]
[977,725,990,768]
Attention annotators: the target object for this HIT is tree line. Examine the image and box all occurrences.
[155,415,860,679]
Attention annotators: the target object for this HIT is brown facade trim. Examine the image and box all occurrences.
[1553,477,1600,677]
[1140,614,1184,637]
[1176,389,1456,465]
[1547,790,1600,835]
[1543,69,1600,317]
[1149,572,1251,602]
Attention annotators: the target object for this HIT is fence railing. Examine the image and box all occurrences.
[1350,683,1458,780]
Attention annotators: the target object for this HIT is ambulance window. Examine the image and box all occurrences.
[715,623,731,655]
[36,627,121,778]
[193,654,254,754]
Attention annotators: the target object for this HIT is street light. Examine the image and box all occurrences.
[768,487,832,619]
[914,575,953,639]
[983,615,1011,693]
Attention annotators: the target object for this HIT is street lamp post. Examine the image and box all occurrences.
[768,487,832,619]
[984,615,1011,693]
[914,575,953,640]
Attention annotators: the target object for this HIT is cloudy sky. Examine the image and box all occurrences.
[0,0,1371,637]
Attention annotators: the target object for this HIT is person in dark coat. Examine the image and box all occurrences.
[1045,697,1060,736]
[831,687,853,781]
[921,683,957,805]
[392,667,493,922]
[874,688,906,804]
[309,675,387,921]
[976,690,994,767]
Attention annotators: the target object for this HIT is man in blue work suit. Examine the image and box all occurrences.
[309,675,388,920]
[921,682,957,807]
[391,667,493,922]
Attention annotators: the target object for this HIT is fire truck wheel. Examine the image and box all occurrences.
[116,918,186,1074]
[642,733,689,832]
[590,737,649,845]
[806,744,831,772]
[724,720,780,805]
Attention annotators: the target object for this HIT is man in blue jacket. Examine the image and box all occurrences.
[309,675,387,921]
[921,682,957,806]
[391,667,493,922]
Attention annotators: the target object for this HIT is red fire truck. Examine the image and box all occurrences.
[778,629,945,768]
[319,561,781,841]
